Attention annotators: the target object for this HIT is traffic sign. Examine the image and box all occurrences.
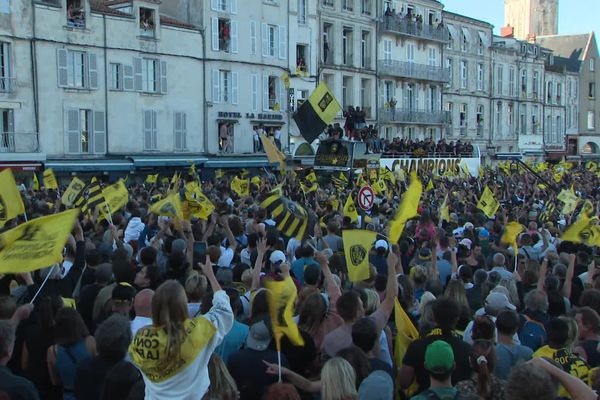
[358,186,374,211]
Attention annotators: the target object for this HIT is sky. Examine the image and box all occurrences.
[442,0,599,36]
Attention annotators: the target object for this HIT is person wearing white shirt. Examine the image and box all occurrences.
[130,289,154,336]
[489,253,514,280]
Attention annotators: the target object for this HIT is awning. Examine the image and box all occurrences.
[45,159,134,172]
[250,120,286,126]
[0,162,43,171]
[446,24,457,40]
[205,158,272,168]
[461,27,471,42]
[477,31,486,44]
[131,156,209,168]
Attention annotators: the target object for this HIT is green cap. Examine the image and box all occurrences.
[424,340,455,374]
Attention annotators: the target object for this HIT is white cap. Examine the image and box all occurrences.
[459,238,472,250]
[375,239,389,251]
[269,250,286,265]
[464,222,474,230]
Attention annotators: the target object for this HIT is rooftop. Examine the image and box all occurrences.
[537,33,594,72]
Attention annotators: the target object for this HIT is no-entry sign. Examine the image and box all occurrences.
[358,186,374,211]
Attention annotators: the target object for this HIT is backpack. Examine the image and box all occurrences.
[518,314,547,351]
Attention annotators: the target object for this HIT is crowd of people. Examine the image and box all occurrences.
[2,161,600,400]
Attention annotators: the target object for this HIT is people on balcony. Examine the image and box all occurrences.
[296,58,307,76]
[67,0,85,28]
[140,9,155,34]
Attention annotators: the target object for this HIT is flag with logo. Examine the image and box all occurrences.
[342,230,377,282]
[98,179,129,217]
[184,182,215,220]
[477,187,500,218]
[33,173,39,191]
[343,195,359,223]
[231,176,250,197]
[501,222,525,253]
[292,82,342,143]
[373,180,387,196]
[260,194,308,240]
[43,169,58,190]
[146,174,158,184]
[149,193,184,220]
[305,171,317,184]
[265,277,304,350]
[388,172,422,243]
[61,177,86,207]
[558,188,579,215]
[300,181,318,194]
[81,177,106,215]
[0,209,79,273]
[587,161,598,173]
[561,215,600,247]
[380,168,396,185]
[0,169,25,227]
[260,133,286,170]
[539,202,557,222]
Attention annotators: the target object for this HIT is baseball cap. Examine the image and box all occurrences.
[485,291,516,311]
[478,228,490,238]
[375,239,389,251]
[424,340,455,374]
[269,250,286,265]
[246,321,272,351]
[112,282,136,303]
[459,238,472,250]
[464,222,474,230]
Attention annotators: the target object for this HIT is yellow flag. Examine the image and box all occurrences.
[215,169,225,179]
[251,176,262,187]
[230,176,250,197]
[373,179,387,195]
[184,182,215,220]
[61,177,86,207]
[146,174,158,184]
[477,187,500,218]
[394,298,419,367]
[425,179,434,192]
[261,194,308,240]
[439,195,450,223]
[0,169,25,227]
[0,209,79,273]
[369,169,378,182]
[343,195,359,223]
[43,169,58,190]
[259,133,286,170]
[396,168,406,183]
[388,172,422,243]
[582,200,595,218]
[300,181,317,194]
[33,173,39,191]
[306,171,317,184]
[149,193,183,219]
[558,188,579,215]
[501,222,525,253]
[99,179,129,216]
[587,161,598,173]
[265,277,304,350]
[380,168,396,185]
[339,172,349,183]
[561,215,600,247]
[343,229,377,282]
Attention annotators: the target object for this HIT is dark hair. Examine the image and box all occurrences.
[113,259,135,284]
[85,249,102,267]
[470,340,496,398]
[496,310,520,335]
[351,317,378,353]
[139,247,157,266]
[577,307,600,335]
[303,264,321,286]
[54,307,89,345]
[547,317,570,348]
[102,361,145,400]
[471,316,496,341]
[580,289,600,314]
[337,291,362,322]
[250,290,269,324]
[431,298,460,334]
[144,265,162,290]
[336,345,372,387]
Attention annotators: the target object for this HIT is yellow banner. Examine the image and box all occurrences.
[343,229,377,282]
[149,193,183,219]
[61,177,86,207]
[343,195,359,223]
[477,187,500,218]
[0,209,79,273]
[43,169,58,190]
[0,169,25,227]
[33,173,39,191]
[99,179,129,216]
[389,172,422,243]
[184,182,215,220]
[265,277,305,349]
[231,176,250,197]
[500,221,525,252]
[146,174,158,184]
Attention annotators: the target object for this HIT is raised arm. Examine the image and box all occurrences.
[562,253,576,299]
[377,251,400,323]
[251,237,268,291]
[538,257,549,291]
[220,215,238,253]
[315,251,341,304]
[263,361,321,393]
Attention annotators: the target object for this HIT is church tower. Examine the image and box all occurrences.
[504,0,558,40]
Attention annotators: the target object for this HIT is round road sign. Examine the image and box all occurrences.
[358,186,374,211]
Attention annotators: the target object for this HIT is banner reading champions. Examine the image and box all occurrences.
[379,156,481,178]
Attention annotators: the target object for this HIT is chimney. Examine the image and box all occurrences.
[501,25,514,38]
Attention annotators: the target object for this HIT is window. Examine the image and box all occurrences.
[508,103,514,135]
[384,80,394,104]
[476,104,484,135]
[0,0,9,14]
[296,45,308,74]
[428,48,437,67]
[547,81,553,103]
[361,31,370,68]
[557,82,562,104]
[0,109,14,151]
[342,27,353,66]
[213,69,237,104]
[446,25,453,50]
[323,23,333,63]
[143,110,157,150]
[520,104,527,133]
[66,0,85,29]
[250,21,257,54]
[460,60,467,89]
[446,58,453,88]
[383,40,392,61]
[211,17,239,53]
[139,7,156,38]
[342,0,353,11]
[590,82,596,99]
[426,86,438,112]
[65,108,105,154]
[459,104,467,128]
[211,0,238,13]
[532,105,538,133]
[67,50,85,88]
[360,79,370,115]
[322,0,333,7]
[141,58,159,93]
[533,71,539,97]
[589,111,595,130]
[521,69,527,95]
[496,65,503,95]
[546,115,552,141]
[407,44,415,63]
[477,63,484,91]
[0,42,11,92]
[405,84,415,111]
[109,63,122,90]
[174,112,187,151]
[478,33,484,55]
[445,102,453,129]
[298,0,306,24]
[133,57,166,93]
[509,67,515,96]
[342,76,352,108]
[264,75,283,111]
[262,24,286,59]
[567,105,571,128]
[591,57,596,72]
[556,116,562,140]
[461,29,468,52]
[361,0,371,15]
[57,49,97,90]
[495,102,502,135]
[251,74,258,111]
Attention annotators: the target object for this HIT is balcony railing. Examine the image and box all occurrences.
[379,108,448,125]
[378,60,448,82]
[0,132,40,153]
[0,77,15,93]
[382,16,448,43]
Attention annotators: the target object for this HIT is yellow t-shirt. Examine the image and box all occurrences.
[533,345,590,398]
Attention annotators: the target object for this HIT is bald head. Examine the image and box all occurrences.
[134,289,154,317]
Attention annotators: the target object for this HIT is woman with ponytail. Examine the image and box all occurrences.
[456,339,506,400]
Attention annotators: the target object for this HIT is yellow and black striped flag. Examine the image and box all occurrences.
[81,177,106,215]
[292,82,342,143]
[260,194,308,240]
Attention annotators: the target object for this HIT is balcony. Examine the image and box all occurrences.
[382,16,448,43]
[0,77,15,93]
[378,60,448,83]
[379,108,448,125]
[0,132,40,153]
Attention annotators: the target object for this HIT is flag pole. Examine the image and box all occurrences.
[30,264,55,304]
[277,350,282,383]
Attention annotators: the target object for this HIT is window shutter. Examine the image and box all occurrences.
[263,74,269,111]
[262,23,268,57]
[180,112,187,150]
[57,48,68,87]
[143,110,152,150]
[230,21,238,54]
[133,57,142,91]
[426,87,432,111]
[66,108,80,153]
[123,65,134,90]
[160,61,167,94]
[230,0,238,14]
[88,53,98,89]
[212,69,220,102]
[211,0,218,10]
[278,77,286,111]
[278,26,286,60]
[231,71,238,104]
[117,63,124,91]
[250,21,257,54]
[174,112,182,150]
[93,111,106,154]
[251,74,258,111]
[152,110,157,149]
[211,17,219,51]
